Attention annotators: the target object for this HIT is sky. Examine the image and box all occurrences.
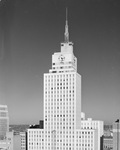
[0,0,120,125]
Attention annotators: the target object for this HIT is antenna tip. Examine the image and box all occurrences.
[66,7,68,20]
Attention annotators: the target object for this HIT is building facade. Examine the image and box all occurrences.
[20,132,27,150]
[81,117,104,150]
[103,136,113,150]
[0,105,9,140]
[13,133,21,150]
[27,13,103,150]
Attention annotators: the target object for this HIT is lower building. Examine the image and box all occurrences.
[27,116,103,150]
[81,115,104,150]
[103,136,113,150]
[0,132,13,150]
[27,128,99,150]
[13,132,22,150]
[76,129,99,150]
[20,132,27,150]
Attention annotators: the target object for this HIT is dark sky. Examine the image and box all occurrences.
[0,0,120,125]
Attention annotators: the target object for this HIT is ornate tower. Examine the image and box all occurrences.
[43,9,81,150]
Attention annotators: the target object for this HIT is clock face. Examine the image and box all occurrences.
[58,55,65,62]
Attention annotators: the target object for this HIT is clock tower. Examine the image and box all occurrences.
[49,9,77,74]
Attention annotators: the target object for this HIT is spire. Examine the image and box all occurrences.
[64,8,69,43]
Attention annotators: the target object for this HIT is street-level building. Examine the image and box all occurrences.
[103,136,113,150]
[0,132,13,150]
[81,117,104,150]
[20,132,27,150]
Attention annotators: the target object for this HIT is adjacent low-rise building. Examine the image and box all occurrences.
[0,132,13,150]
[103,136,113,150]
[81,115,104,150]
[20,132,27,150]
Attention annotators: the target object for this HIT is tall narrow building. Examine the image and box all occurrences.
[27,11,103,150]
[113,120,120,150]
[43,9,81,150]
[0,105,9,140]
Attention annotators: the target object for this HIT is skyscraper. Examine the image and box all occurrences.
[113,119,120,150]
[43,8,82,149]
[27,11,103,150]
[0,105,9,140]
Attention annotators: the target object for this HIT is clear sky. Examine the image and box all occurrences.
[0,0,120,125]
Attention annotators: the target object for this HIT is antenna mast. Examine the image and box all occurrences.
[64,8,69,43]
